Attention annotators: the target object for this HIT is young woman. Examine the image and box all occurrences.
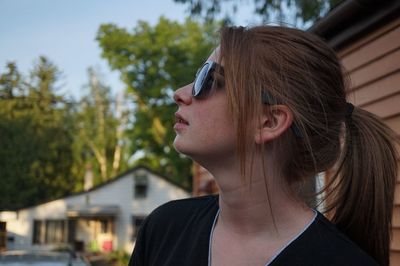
[129,26,398,266]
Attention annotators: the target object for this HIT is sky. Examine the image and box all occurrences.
[0,0,256,99]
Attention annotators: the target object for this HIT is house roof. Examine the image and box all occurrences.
[2,165,191,212]
[81,165,191,194]
[308,0,400,49]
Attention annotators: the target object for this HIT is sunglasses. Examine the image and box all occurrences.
[192,61,275,104]
[192,60,302,137]
[192,61,222,98]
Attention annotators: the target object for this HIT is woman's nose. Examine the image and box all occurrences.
[173,84,193,105]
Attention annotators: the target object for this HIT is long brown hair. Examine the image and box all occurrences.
[219,25,398,266]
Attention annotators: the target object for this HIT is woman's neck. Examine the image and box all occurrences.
[211,165,314,240]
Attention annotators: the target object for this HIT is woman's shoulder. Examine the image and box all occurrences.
[270,211,379,265]
[275,211,379,266]
[152,194,218,213]
[130,195,219,265]
[145,194,219,226]
[312,212,373,253]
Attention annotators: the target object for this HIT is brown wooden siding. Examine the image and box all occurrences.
[192,164,218,197]
[385,110,400,134]
[338,17,400,266]
[392,229,400,249]
[348,49,400,90]
[393,206,400,227]
[347,71,400,107]
[395,184,400,205]
[396,163,400,182]
[390,252,400,266]
[394,204,400,260]
[341,26,400,71]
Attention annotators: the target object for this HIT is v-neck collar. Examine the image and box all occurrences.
[208,208,220,266]
[207,207,317,266]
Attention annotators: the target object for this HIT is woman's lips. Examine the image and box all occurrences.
[174,113,189,131]
[175,113,189,125]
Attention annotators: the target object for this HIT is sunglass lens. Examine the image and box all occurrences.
[193,64,210,98]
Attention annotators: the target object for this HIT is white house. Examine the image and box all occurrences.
[0,166,191,254]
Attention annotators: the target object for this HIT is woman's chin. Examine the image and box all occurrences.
[173,139,191,156]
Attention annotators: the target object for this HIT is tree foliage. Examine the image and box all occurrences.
[174,0,343,26]
[0,58,75,209]
[72,68,129,185]
[0,17,220,208]
[0,58,129,209]
[97,17,219,187]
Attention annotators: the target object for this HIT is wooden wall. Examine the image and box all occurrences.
[192,164,218,196]
[337,17,400,266]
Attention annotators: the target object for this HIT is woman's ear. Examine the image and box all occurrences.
[254,105,294,144]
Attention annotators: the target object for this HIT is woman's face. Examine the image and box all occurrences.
[173,50,237,164]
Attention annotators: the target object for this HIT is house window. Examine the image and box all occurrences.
[131,216,146,240]
[32,220,43,244]
[134,174,148,198]
[100,219,110,234]
[32,220,66,244]
[45,220,65,243]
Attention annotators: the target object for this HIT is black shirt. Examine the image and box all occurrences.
[129,195,378,266]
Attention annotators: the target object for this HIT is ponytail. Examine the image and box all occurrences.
[324,107,398,266]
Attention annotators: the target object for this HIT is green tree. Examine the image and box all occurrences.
[72,67,129,185]
[0,57,75,209]
[174,0,343,26]
[0,62,22,99]
[97,17,219,187]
